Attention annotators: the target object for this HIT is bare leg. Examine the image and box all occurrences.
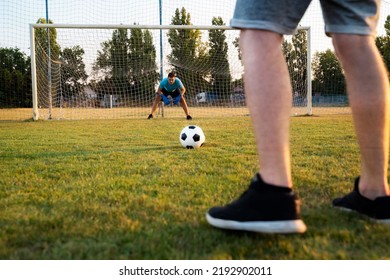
[150,94,162,116]
[241,29,293,187]
[180,96,190,116]
[332,34,390,199]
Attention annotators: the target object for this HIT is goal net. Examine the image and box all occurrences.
[30,24,313,120]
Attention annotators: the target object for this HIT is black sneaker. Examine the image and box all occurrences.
[332,177,390,225]
[147,114,153,119]
[186,115,192,120]
[206,174,307,234]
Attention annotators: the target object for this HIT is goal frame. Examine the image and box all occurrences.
[29,23,312,120]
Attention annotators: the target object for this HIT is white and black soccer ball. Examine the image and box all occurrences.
[180,125,205,149]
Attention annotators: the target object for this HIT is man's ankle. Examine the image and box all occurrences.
[358,176,390,199]
[258,171,293,189]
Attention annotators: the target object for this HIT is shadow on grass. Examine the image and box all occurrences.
[0,145,180,160]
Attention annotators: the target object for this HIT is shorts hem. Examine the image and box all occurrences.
[230,19,296,35]
[325,25,376,36]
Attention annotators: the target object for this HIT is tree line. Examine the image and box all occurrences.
[1,13,390,108]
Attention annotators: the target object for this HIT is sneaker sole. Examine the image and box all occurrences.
[206,213,307,234]
[333,206,390,225]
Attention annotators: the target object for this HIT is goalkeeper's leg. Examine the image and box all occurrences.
[180,96,191,119]
[173,93,182,105]
[149,93,162,118]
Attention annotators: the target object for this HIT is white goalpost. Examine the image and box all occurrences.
[30,23,312,120]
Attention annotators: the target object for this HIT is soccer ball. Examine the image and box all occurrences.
[180,125,205,149]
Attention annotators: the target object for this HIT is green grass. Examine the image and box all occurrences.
[0,115,389,260]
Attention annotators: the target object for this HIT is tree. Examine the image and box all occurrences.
[233,37,241,61]
[312,49,346,96]
[128,28,159,99]
[93,26,158,104]
[376,15,390,77]
[282,30,307,98]
[35,18,61,61]
[208,17,231,97]
[93,29,129,102]
[0,47,31,108]
[60,45,88,102]
[34,18,61,109]
[231,37,244,96]
[167,8,207,96]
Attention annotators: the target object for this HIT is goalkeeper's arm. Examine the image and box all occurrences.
[181,86,186,96]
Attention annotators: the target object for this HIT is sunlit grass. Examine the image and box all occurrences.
[0,115,389,259]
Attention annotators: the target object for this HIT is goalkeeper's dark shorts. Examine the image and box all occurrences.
[161,88,182,98]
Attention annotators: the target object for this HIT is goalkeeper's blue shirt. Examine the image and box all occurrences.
[159,77,184,92]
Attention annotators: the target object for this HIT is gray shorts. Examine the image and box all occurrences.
[230,0,380,36]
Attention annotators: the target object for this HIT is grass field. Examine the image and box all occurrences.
[0,106,351,121]
[0,115,389,260]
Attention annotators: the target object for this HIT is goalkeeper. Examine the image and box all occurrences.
[148,72,192,120]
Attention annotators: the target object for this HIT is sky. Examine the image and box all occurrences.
[2,0,390,51]
[1,0,390,78]
[1,0,238,53]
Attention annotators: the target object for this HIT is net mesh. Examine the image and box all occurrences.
[31,25,313,120]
